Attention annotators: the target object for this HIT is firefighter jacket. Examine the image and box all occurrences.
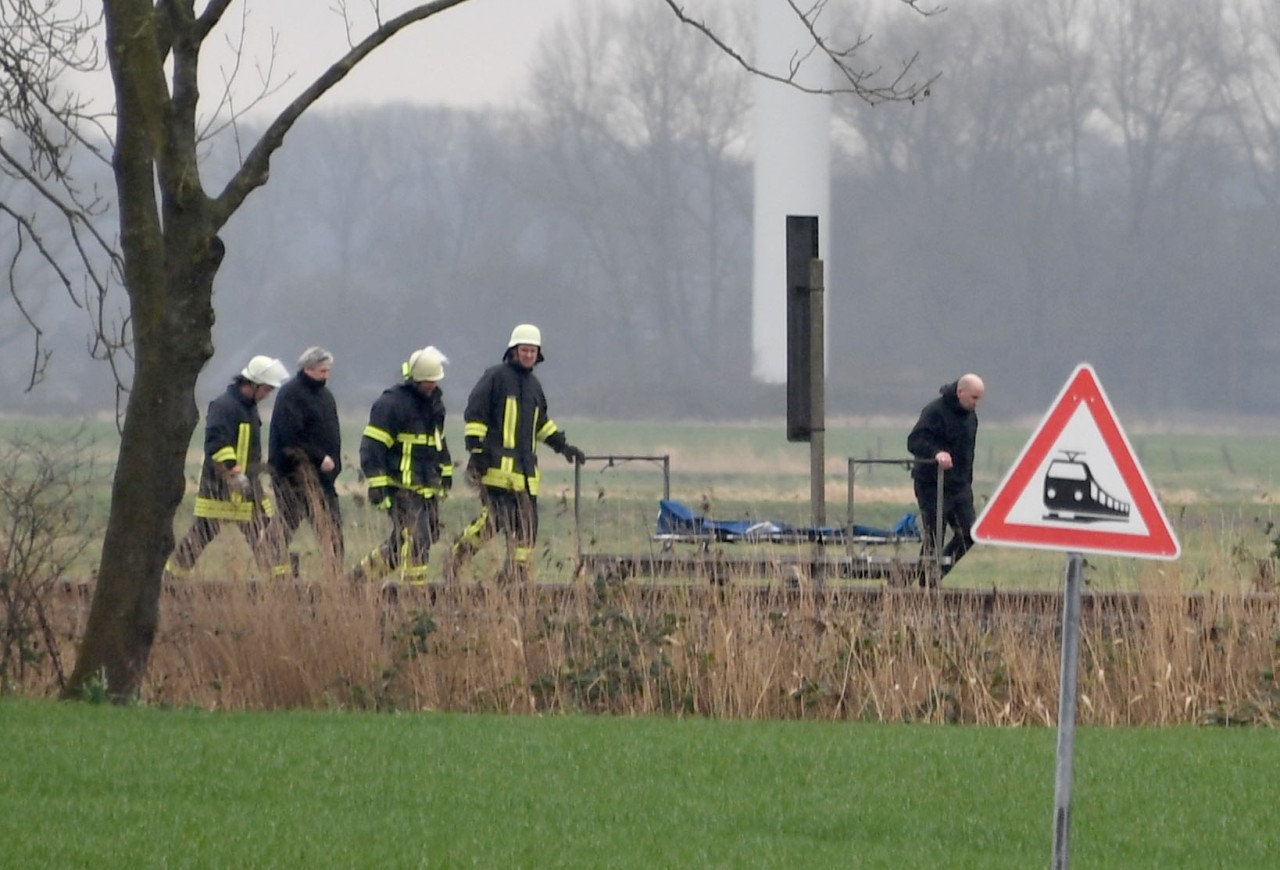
[195,381,272,521]
[268,368,342,490]
[463,359,570,496]
[360,382,453,499]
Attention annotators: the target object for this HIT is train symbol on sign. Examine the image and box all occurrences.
[1042,451,1131,523]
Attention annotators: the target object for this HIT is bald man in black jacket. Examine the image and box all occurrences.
[908,373,985,584]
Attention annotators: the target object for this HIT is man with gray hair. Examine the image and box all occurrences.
[267,346,344,576]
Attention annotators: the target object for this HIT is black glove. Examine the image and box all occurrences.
[562,444,586,465]
[367,486,391,510]
[466,454,488,486]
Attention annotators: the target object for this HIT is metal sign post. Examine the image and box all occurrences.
[785,215,826,588]
[808,257,825,586]
[1052,551,1085,869]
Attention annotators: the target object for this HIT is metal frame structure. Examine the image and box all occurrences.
[571,453,945,584]
[572,454,670,560]
[847,457,946,582]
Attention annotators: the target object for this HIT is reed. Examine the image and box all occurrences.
[31,556,1279,727]
[9,421,1280,721]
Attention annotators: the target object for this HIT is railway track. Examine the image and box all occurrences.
[52,576,1280,629]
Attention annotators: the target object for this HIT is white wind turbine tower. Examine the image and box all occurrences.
[751,0,832,383]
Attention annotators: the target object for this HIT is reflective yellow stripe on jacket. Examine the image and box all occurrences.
[195,421,262,521]
[363,424,446,497]
[480,399,548,494]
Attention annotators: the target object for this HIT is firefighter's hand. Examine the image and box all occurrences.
[367,486,392,510]
[562,444,586,465]
[465,455,487,486]
[228,472,252,496]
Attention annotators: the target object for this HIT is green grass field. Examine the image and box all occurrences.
[2,699,1276,867]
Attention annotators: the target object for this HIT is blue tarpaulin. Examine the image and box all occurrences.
[654,499,919,544]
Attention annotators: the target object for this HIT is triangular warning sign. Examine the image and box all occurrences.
[973,363,1180,559]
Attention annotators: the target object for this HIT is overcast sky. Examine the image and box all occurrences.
[60,0,588,115]
[211,0,585,114]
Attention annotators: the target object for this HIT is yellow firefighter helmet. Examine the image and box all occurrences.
[240,356,289,388]
[505,323,545,363]
[404,346,447,383]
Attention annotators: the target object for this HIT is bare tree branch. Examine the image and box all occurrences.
[197,5,291,152]
[213,0,470,223]
[1,1,121,390]
[661,0,943,105]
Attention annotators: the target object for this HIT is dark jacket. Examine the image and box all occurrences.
[195,381,266,521]
[907,380,978,495]
[359,382,452,498]
[463,359,569,496]
[269,369,342,489]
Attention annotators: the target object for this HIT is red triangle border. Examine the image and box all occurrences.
[973,364,1180,559]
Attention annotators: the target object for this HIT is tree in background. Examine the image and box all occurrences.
[5,0,499,701]
[828,0,1280,415]
[1,0,938,701]
[0,3,118,394]
[521,1,755,401]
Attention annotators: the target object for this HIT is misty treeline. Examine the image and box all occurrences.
[3,0,1278,423]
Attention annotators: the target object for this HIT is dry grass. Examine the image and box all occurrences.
[9,423,1280,721]
[32,559,1280,726]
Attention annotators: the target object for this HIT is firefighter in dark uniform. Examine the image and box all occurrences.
[167,355,291,578]
[267,346,344,577]
[444,324,585,583]
[350,346,453,586]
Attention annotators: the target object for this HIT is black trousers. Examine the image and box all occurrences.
[363,489,437,584]
[169,511,271,574]
[914,483,976,573]
[456,487,537,566]
[270,472,345,566]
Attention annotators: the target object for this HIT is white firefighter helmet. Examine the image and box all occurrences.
[405,346,447,383]
[240,355,289,388]
[505,323,545,362]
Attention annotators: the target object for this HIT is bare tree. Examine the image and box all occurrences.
[520,0,754,386]
[0,426,101,695]
[0,1,120,393]
[664,0,942,103]
[1199,0,1280,408]
[1090,0,1227,238]
[6,0,485,701]
[1216,0,1280,224]
[2,0,927,701]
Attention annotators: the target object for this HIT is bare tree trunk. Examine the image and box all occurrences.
[62,0,228,698]
[52,0,900,701]
[64,235,220,699]
[66,359,197,698]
